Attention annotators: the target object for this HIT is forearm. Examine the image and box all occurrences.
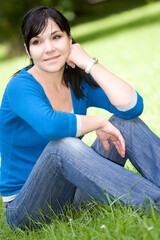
[76,115,106,137]
[89,62,133,107]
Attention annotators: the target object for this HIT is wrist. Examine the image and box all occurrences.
[96,116,106,129]
[80,115,106,136]
[85,57,98,74]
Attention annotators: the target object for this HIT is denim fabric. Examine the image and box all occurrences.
[4,202,8,213]
[5,115,160,229]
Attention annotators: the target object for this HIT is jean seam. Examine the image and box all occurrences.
[127,147,156,185]
[112,117,156,184]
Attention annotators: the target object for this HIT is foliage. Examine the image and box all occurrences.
[0,0,83,42]
[0,0,159,55]
[0,0,84,55]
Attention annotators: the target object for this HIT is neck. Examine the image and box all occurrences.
[30,66,65,90]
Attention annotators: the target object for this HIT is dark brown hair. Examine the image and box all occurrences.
[20,6,99,99]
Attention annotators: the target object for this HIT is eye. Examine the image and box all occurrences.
[32,40,41,45]
[53,35,61,40]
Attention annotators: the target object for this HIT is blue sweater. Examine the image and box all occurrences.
[0,68,143,196]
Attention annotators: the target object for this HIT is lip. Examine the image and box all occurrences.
[44,55,60,62]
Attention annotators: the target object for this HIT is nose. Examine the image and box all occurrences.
[44,40,55,53]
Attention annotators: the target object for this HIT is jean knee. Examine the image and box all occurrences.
[109,115,126,128]
[44,137,83,156]
[109,115,140,129]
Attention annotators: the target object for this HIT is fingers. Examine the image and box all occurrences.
[111,125,126,157]
[114,134,126,158]
[102,140,110,151]
[67,43,91,70]
[96,120,126,158]
[67,60,76,69]
[103,135,125,158]
[106,125,125,158]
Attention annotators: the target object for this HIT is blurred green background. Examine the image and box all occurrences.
[0,0,159,57]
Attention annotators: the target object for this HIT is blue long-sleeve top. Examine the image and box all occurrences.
[0,68,143,197]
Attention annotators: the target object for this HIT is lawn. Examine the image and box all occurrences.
[0,1,160,239]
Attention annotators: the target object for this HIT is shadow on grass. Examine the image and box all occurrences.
[72,0,151,26]
[75,11,160,43]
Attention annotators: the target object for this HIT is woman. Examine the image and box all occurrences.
[0,6,160,230]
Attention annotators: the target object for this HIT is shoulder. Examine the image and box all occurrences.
[8,68,34,87]
[7,68,42,95]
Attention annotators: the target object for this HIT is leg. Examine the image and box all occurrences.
[6,144,76,229]
[6,137,160,229]
[108,115,160,187]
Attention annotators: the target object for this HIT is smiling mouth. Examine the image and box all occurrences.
[44,55,60,61]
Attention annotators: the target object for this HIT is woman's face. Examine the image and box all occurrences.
[28,18,72,74]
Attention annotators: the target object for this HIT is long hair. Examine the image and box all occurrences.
[20,6,99,99]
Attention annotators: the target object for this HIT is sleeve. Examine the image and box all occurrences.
[86,84,144,120]
[7,77,78,140]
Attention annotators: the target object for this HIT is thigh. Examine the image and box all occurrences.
[6,141,76,229]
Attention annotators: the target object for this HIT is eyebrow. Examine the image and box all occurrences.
[51,30,62,35]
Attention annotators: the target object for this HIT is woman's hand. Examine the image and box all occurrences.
[96,120,126,158]
[67,43,91,70]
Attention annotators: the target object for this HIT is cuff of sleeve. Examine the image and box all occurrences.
[75,115,82,137]
[116,89,137,112]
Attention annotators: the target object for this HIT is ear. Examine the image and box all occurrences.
[24,44,31,58]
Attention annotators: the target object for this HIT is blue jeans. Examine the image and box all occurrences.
[5,115,160,229]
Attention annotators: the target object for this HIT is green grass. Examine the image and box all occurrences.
[1,1,160,239]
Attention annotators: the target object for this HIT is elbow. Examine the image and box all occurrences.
[134,101,144,118]
[130,94,144,119]
[124,106,143,120]
[120,95,144,120]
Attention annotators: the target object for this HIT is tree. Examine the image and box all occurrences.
[0,0,84,55]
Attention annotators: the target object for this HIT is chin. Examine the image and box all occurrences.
[41,65,62,73]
